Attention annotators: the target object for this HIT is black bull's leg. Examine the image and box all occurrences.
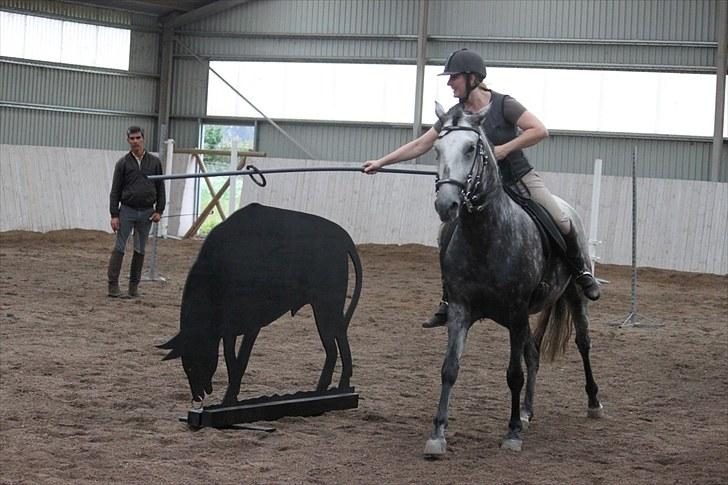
[222,329,260,406]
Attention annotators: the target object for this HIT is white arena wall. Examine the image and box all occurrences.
[1,145,726,275]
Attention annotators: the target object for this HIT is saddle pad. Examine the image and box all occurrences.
[503,183,567,258]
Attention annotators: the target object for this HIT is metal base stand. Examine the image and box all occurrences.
[183,387,359,429]
[141,222,167,282]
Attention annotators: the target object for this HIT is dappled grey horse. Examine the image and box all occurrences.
[424,102,603,457]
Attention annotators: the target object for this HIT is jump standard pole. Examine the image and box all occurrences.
[613,146,661,329]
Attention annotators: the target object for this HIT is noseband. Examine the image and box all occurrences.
[434,126,491,213]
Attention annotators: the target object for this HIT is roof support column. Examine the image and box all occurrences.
[157,21,175,155]
[413,0,429,140]
[711,0,727,181]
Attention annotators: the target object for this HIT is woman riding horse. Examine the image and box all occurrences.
[363,48,600,327]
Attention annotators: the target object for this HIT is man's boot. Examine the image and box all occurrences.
[127,251,144,298]
[424,284,449,328]
[564,227,600,301]
[107,250,124,297]
[423,300,449,328]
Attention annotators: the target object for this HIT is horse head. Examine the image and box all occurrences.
[433,101,500,223]
[158,332,219,403]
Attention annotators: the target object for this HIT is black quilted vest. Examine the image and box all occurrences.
[481,90,533,184]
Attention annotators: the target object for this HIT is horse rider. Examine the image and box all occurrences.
[363,48,600,328]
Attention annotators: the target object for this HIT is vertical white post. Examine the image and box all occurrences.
[161,138,174,238]
[228,140,238,218]
[588,158,603,274]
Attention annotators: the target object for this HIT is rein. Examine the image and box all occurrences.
[434,126,491,213]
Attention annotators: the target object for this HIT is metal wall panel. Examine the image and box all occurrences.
[171,59,208,118]
[255,122,423,164]
[425,0,719,72]
[175,35,417,64]
[0,3,161,150]
[426,39,715,73]
[179,0,418,35]
[0,0,159,29]
[175,0,718,72]
[1,61,158,115]
[169,118,200,148]
[0,106,157,150]
[252,120,726,182]
[428,0,716,42]
[530,132,726,181]
[129,31,161,75]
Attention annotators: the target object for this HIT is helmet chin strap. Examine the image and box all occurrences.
[458,75,479,103]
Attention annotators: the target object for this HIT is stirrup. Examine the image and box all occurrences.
[575,271,600,301]
[423,301,448,328]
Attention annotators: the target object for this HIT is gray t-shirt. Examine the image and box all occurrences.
[433,93,526,132]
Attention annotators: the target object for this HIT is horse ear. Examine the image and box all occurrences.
[435,101,446,122]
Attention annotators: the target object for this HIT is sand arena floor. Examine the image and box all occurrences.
[1,230,726,484]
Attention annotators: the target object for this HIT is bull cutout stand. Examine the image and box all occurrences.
[158,203,362,430]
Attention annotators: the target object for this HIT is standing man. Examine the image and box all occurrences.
[107,126,165,298]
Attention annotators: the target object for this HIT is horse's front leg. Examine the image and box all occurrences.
[502,315,529,451]
[424,304,470,458]
[222,329,259,406]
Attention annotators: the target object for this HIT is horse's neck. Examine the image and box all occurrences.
[460,185,515,239]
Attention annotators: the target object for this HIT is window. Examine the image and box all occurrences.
[207,61,417,123]
[0,11,131,70]
[207,61,726,137]
[194,123,255,235]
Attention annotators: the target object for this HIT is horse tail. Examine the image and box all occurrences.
[342,240,363,330]
[534,296,573,362]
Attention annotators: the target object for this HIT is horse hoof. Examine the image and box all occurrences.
[587,404,604,419]
[500,438,523,452]
[424,438,447,458]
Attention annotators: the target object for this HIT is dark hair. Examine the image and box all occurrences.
[127,126,144,137]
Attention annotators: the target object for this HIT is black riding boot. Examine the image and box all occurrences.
[107,250,124,297]
[564,227,600,301]
[127,251,144,298]
[423,285,449,328]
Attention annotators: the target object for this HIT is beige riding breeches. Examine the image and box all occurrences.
[517,170,572,235]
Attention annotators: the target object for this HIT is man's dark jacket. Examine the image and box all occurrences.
[109,152,166,218]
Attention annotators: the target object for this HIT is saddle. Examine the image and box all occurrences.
[503,182,567,261]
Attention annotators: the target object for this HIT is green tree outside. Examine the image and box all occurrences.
[197,124,255,235]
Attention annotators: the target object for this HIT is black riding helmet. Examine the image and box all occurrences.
[440,49,487,79]
[440,49,487,102]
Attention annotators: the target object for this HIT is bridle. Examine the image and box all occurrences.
[434,125,491,213]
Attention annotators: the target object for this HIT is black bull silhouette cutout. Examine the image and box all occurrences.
[159,203,362,405]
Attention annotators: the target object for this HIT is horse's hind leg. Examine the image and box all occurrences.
[312,302,339,391]
[566,287,603,418]
[521,325,540,430]
[222,329,259,406]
